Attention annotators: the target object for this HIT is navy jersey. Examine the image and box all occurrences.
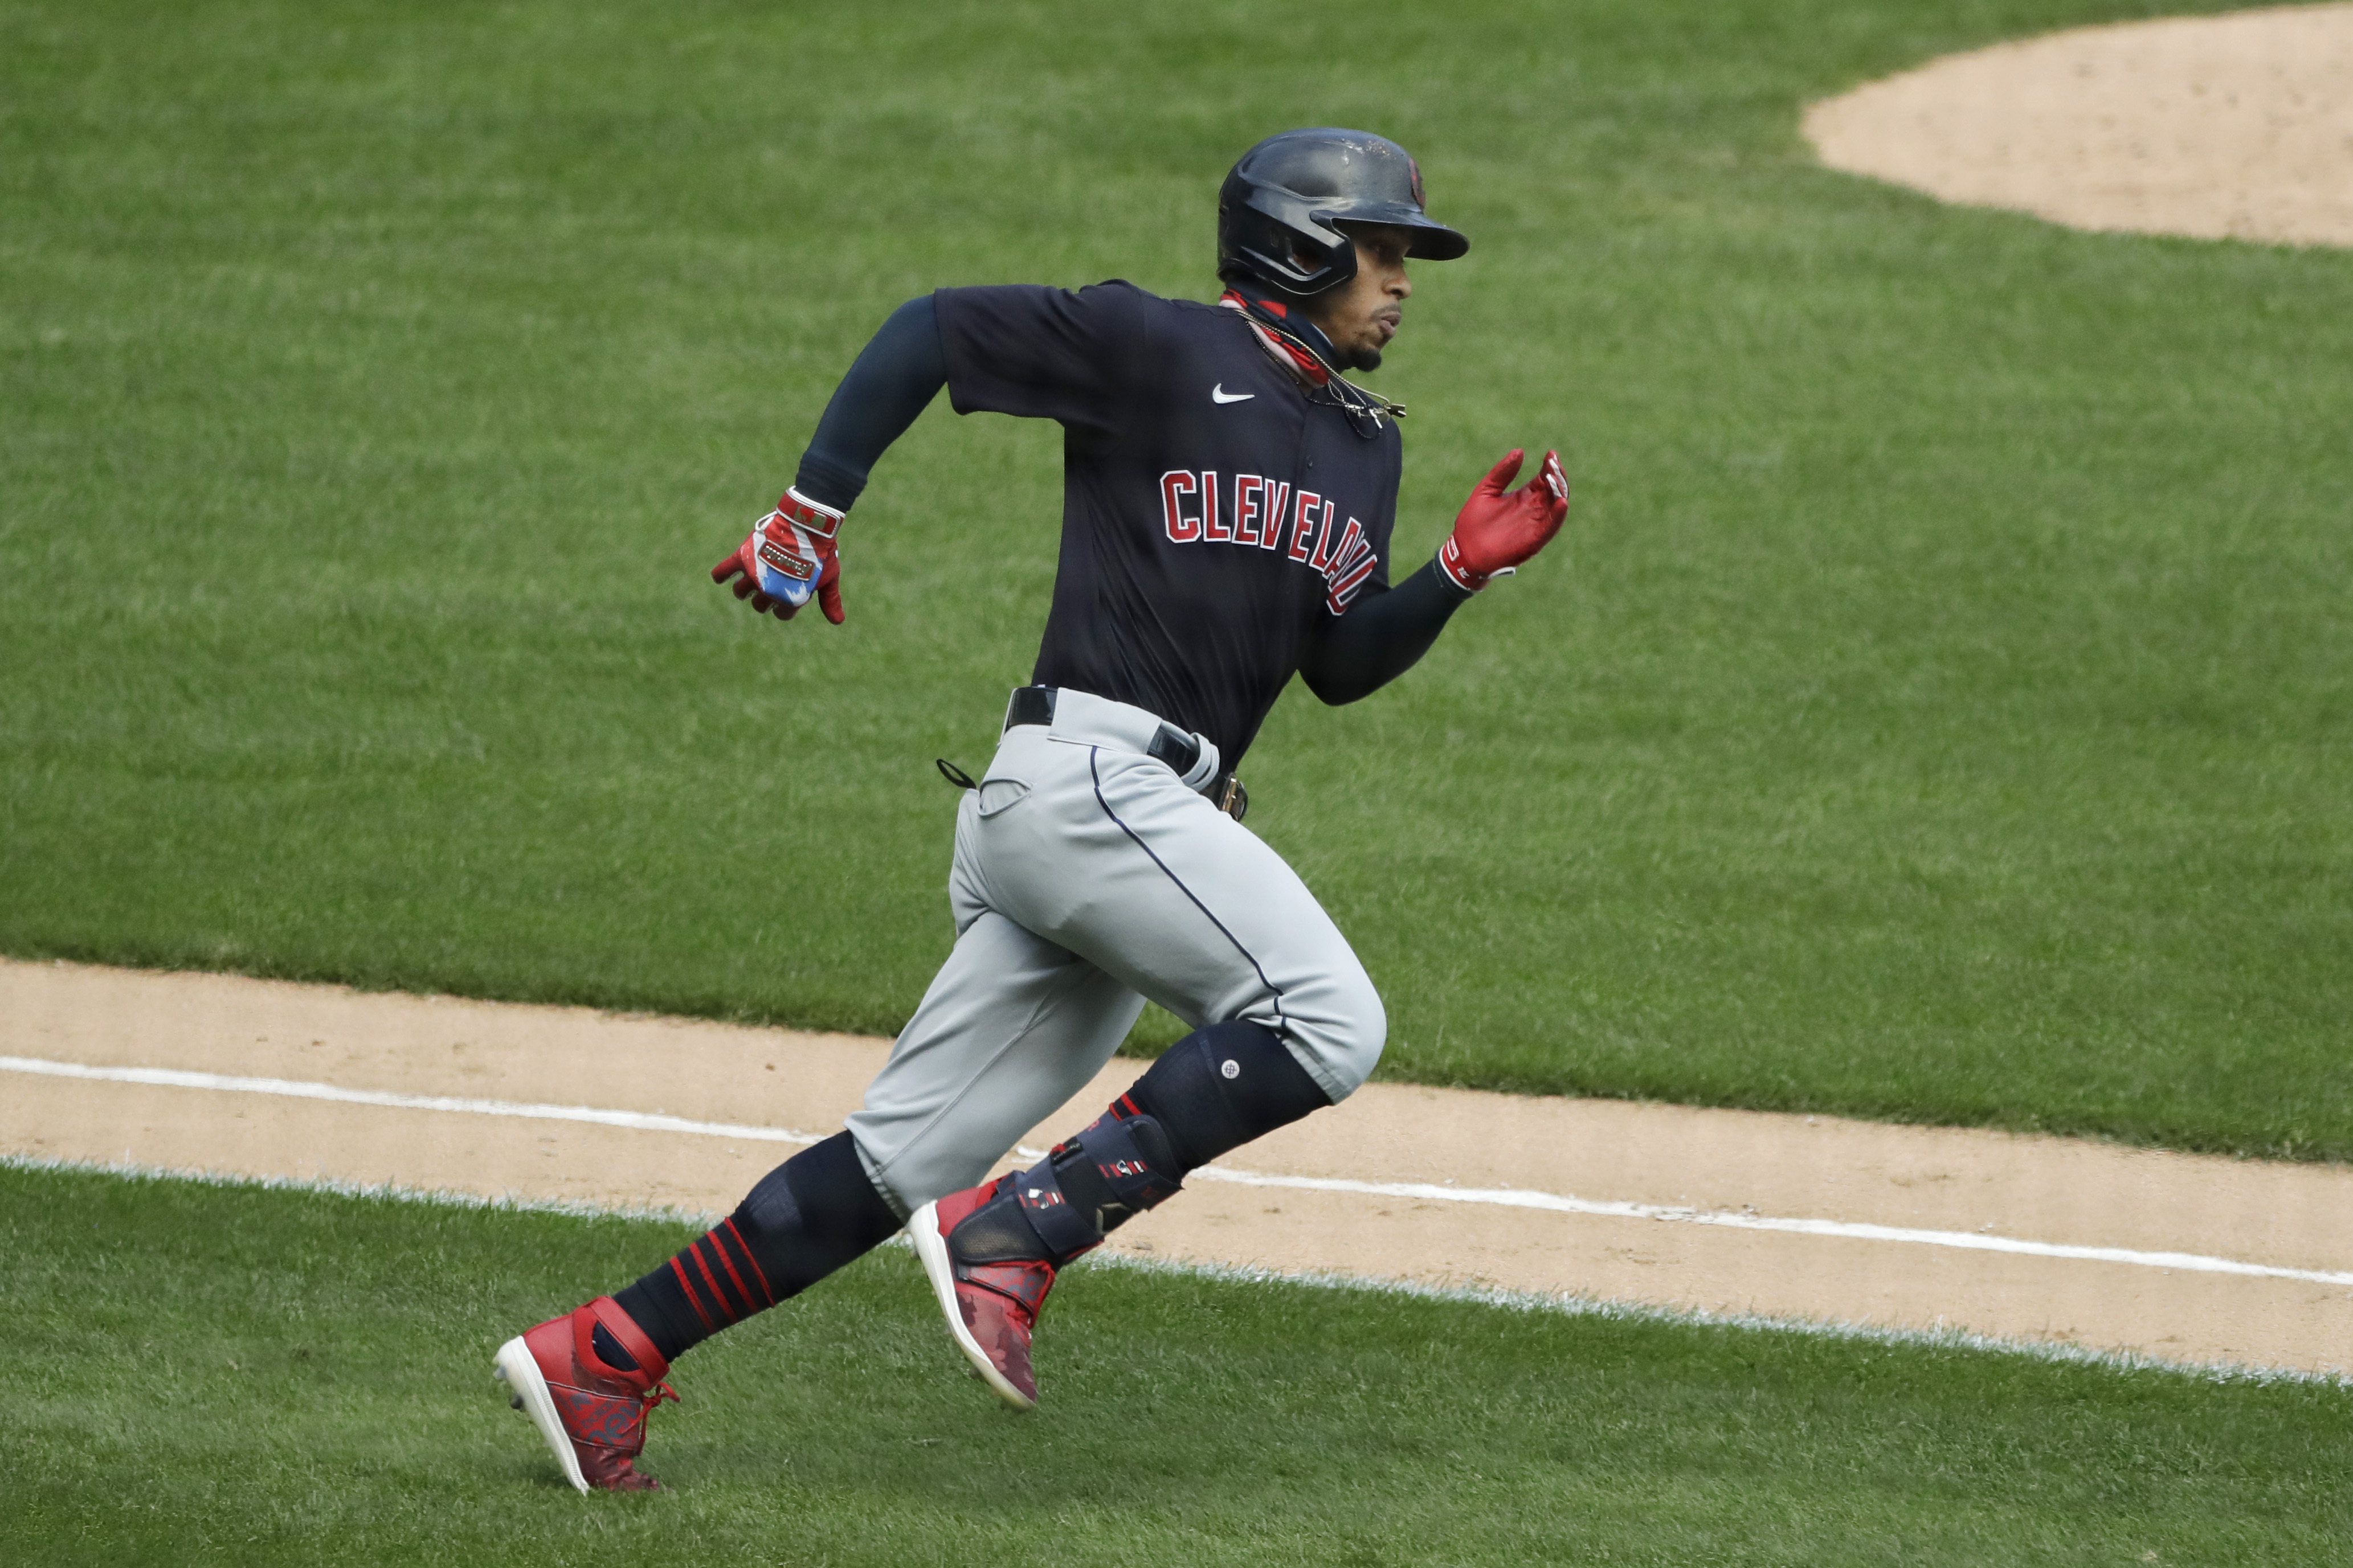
[935,281,1400,768]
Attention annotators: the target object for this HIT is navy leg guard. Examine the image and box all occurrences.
[1037,1021,1331,1251]
[1122,1021,1333,1171]
[967,1024,1336,1268]
[949,1111,1184,1266]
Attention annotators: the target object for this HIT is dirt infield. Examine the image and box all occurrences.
[5,956,2349,1375]
[1804,3,2353,247]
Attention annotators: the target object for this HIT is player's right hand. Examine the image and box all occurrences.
[711,489,845,624]
[1436,449,1570,592]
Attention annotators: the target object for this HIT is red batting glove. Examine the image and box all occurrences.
[1436,449,1570,592]
[711,489,845,624]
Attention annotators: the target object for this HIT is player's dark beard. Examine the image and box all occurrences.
[1320,312,1386,372]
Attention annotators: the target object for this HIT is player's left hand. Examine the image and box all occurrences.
[1436,448,1570,592]
[711,490,846,624]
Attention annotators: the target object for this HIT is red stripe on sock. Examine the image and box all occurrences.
[695,1237,746,1319]
[1116,1094,1141,1118]
[689,1241,736,1325]
[668,1257,716,1333]
[722,1217,777,1307]
[702,1230,758,1317]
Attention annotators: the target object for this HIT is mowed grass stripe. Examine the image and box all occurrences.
[7,1165,2351,1567]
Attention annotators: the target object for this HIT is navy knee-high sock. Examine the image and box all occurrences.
[605,1131,900,1366]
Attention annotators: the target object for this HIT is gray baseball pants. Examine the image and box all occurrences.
[845,689,1386,1215]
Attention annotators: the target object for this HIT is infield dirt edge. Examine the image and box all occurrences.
[6,955,2350,1376]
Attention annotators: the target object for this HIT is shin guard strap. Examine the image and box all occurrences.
[1068,1111,1182,1213]
[1012,1156,1101,1259]
[1042,1111,1183,1239]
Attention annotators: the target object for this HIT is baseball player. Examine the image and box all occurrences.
[494,128,1569,1493]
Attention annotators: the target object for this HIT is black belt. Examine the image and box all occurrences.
[1003,686,1247,821]
[1004,685,1200,775]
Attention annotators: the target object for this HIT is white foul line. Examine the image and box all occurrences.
[9,1054,2351,1289]
[1180,1166,2353,1287]
[0,1055,827,1147]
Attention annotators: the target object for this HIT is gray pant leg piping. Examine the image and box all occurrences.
[1086,746,1290,1039]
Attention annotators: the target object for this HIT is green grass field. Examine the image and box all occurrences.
[5,0,2350,1158]
[7,1164,2348,1567]
[9,8,2351,1556]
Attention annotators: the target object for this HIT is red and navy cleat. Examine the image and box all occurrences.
[909,1176,1075,1411]
[493,1296,678,1493]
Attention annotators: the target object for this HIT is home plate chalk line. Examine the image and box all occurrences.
[9,1053,2348,1290]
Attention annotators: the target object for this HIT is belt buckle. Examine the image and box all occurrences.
[1217,775,1248,823]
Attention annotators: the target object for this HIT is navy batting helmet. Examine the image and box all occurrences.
[1216,129,1469,299]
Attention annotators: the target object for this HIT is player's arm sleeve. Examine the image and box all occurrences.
[933,283,1144,433]
[1296,560,1476,705]
[789,295,949,512]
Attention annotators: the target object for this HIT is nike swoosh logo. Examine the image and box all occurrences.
[1211,384,1254,404]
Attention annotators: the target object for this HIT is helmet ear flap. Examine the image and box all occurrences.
[1218,185,1358,298]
